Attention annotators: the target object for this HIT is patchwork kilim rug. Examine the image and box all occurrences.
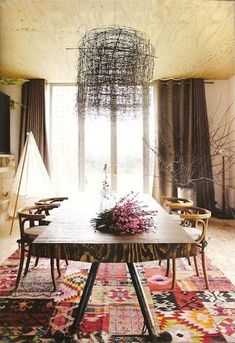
[0,250,234,342]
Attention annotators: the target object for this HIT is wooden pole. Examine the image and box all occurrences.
[9,133,30,235]
[222,155,226,215]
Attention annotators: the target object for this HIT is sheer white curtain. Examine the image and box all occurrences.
[47,85,79,195]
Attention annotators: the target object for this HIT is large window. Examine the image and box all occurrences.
[47,84,154,195]
[85,116,110,192]
[48,84,78,195]
[117,115,143,193]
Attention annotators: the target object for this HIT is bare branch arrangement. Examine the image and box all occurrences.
[209,103,235,182]
[147,104,235,189]
[76,26,154,120]
[145,136,213,188]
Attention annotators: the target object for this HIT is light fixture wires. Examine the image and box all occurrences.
[77,26,154,120]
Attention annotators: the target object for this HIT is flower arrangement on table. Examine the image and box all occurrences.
[91,192,157,235]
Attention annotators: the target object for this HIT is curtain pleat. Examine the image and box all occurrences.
[152,78,215,211]
[191,80,215,210]
[19,79,49,171]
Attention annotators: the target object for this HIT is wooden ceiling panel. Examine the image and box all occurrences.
[0,0,234,82]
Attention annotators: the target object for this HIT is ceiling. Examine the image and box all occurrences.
[0,0,234,83]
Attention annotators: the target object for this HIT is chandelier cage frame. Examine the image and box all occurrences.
[76,26,155,118]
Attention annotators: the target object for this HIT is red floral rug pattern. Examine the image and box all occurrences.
[0,251,234,342]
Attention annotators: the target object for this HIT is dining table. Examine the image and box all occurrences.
[33,193,197,342]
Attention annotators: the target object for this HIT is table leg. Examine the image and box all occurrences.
[127,263,172,342]
[54,262,172,342]
[67,262,100,340]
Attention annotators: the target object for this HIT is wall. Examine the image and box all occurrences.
[228,76,235,187]
[0,85,21,164]
[205,77,235,209]
[227,76,235,209]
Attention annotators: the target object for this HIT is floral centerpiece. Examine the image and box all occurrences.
[91,192,157,235]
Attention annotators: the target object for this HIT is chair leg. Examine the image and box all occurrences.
[34,256,39,267]
[193,256,199,276]
[65,257,69,266]
[50,258,56,291]
[159,260,162,266]
[56,259,61,277]
[201,252,210,289]
[62,244,69,266]
[24,248,32,277]
[14,243,25,291]
[165,259,170,277]
[171,259,176,290]
[187,257,191,266]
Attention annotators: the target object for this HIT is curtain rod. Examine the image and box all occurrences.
[159,79,214,84]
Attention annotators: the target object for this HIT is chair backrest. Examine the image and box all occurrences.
[162,196,194,211]
[18,204,58,239]
[35,196,68,206]
[180,206,211,243]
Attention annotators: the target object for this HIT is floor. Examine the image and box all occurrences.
[206,216,235,284]
[0,216,235,285]
[0,219,19,264]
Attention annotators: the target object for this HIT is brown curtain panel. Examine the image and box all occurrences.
[19,79,49,171]
[152,78,215,211]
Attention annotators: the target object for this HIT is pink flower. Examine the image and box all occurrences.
[92,193,157,235]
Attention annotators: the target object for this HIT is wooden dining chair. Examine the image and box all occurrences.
[160,196,194,271]
[14,204,61,292]
[35,196,69,206]
[35,197,69,224]
[162,195,194,214]
[170,206,211,289]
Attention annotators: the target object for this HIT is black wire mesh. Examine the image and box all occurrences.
[76,26,154,119]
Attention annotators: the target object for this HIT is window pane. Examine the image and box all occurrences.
[85,116,110,192]
[117,116,143,193]
[49,85,78,195]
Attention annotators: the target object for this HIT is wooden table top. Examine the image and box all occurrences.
[33,193,197,262]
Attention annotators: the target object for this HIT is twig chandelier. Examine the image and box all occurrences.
[76,26,154,119]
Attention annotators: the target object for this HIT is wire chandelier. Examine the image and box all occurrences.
[76,26,154,119]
